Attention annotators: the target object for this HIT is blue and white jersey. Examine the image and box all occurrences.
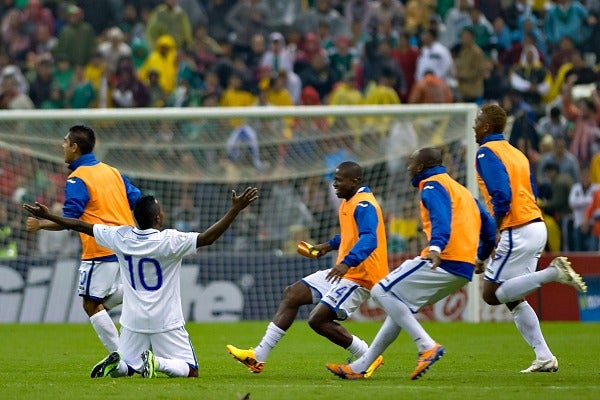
[93,225,198,334]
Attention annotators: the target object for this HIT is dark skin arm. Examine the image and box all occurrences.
[196,187,259,248]
[23,202,94,236]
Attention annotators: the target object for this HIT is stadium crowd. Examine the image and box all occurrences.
[3,0,600,257]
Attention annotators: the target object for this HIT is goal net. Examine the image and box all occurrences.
[0,104,495,323]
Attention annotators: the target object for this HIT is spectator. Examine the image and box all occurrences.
[76,0,116,35]
[177,0,209,30]
[113,64,150,108]
[328,35,358,79]
[260,32,294,74]
[562,76,600,168]
[537,136,581,185]
[146,0,194,50]
[392,32,419,102]
[569,167,599,251]
[1,8,30,62]
[509,45,552,117]
[28,57,54,108]
[0,73,34,109]
[369,0,404,31]
[328,72,363,132]
[583,186,600,250]
[97,27,132,75]
[39,84,63,109]
[263,0,302,33]
[362,40,405,95]
[22,0,54,38]
[52,54,73,93]
[67,66,95,109]
[408,70,453,104]
[441,0,472,50]
[550,35,576,77]
[564,50,599,85]
[226,0,269,56]
[345,0,374,33]
[295,0,349,38]
[29,24,57,57]
[491,17,512,56]
[504,0,531,31]
[119,3,147,44]
[294,32,325,76]
[539,162,575,220]
[404,0,436,36]
[465,6,494,53]
[537,106,569,140]
[206,0,236,44]
[53,5,96,67]
[545,0,596,50]
[517,14,549,64]
[454,27,485,104]
[139,34,178,95]
[415,28,454,85]
[299,52,340,101]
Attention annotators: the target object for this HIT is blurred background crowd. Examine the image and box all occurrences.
[2,0,600,258]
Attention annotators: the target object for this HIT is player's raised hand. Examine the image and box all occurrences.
[23,202,51,220]
[231,187,259,210]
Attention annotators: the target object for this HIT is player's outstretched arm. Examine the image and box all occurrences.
[196,187,259,248]
[23,202,94,237]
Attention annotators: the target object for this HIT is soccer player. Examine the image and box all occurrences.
[23,187,259,378]
[226,161,388,374]
[474,104,587,373]
[326,147,497,380]
[25,125,141,353]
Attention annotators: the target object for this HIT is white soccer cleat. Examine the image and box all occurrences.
[550,257,587,293]
[520,356,558,373]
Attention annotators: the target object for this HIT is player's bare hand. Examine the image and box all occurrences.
[475,260,486,274]
[326,263,349,284]
[423,250,441,269]
[312,243,331,257]
[231,187,259,210]
[24,202,50,229]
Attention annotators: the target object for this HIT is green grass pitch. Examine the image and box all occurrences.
[0,321,598,400]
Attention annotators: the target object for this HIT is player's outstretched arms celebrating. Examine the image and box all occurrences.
[23,202,94,236]
[25,215,65,232]
[196,187,259,248]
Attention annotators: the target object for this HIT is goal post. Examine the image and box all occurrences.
[0,103,489,323]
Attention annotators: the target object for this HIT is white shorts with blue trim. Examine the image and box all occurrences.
[77,260,120,301]
[484,221,546,283]
[301,269,370,320]
[119,326,198,373]
[377,257,469,313]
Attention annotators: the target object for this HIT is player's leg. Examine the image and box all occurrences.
[79,260,120,352]
[118,327,150,377]
[374,259,465,379]
[481,224,557,372]
[145,327,198,378]
[227,278,314,372]
[307,275,370,358]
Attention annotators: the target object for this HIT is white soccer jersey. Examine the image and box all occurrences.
[93,224,198,333]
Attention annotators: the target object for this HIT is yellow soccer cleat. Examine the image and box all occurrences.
[226,345,264,373]
[363,355,384,378]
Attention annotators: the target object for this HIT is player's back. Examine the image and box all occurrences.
[93,225,198,333]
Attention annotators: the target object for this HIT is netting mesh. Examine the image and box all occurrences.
[0,105,478,321]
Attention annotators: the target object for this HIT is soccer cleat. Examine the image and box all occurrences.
[363,355,384,378]
[141,349,158,378]
[520,356,559,373]
[551,257,587,293]
[410,343,445,380]
[90,351,121,378]
[325,362,365,380]
[226,345,264,373]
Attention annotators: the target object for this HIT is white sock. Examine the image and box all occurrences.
[110,360,130,377]
[155,355,190,377]
[103,285,123,310]
[511,301,553,360]
[374,285,435,352]
[254,322,286,362]
[496,268,558,303]
[346,335,369,358]
[350,316,400,373]
[89,309,119,352]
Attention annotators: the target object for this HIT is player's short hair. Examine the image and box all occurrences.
[337,161,362,181]
[480,104,507,132]
[134,195,160,229]
[68,125,95,154]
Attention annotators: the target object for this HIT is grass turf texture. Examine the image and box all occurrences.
[0,321,598,400]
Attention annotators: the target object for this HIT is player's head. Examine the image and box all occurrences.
[333,161,363,200]
[474,104,507,144]
[63,125,95,163]
[407,147,443,180]
[134,195,164,230]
